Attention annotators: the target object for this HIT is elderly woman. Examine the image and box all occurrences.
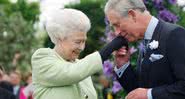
[32,8,127,99]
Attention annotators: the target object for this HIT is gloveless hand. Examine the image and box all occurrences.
[126,88,148,99]
[114,46,131,68]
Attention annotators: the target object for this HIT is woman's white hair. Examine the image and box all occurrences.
[104,0,146,17]
[45,8,91,44]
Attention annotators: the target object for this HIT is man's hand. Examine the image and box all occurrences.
[114,46,130,68]
[126,88,148,99]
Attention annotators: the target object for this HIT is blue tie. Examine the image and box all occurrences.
[142,39,150,56]
[137,39,150,72]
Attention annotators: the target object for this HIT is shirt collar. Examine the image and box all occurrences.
[13,85,20,95]
[144,16,159,40]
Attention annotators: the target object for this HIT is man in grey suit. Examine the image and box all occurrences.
[104,0,185,99]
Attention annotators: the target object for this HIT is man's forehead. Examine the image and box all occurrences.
[107,11,121,23]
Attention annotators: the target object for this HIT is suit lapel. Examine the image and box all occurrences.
[138,20,163,87]
[142,20,163,63]
[137,21,162,72]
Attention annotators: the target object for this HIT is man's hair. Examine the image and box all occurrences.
[104,0,146,17]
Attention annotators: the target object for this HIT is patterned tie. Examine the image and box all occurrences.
[142,39,150,56]
[137,39,150,72]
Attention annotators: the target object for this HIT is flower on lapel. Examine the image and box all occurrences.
[149,40,159,50]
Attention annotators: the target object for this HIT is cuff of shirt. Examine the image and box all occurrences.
[114,61,130,78]
[147,89,153,99]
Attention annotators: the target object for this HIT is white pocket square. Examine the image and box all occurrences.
[149,54,164,62]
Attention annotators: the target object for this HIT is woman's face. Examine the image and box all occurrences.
[59,32,87,61]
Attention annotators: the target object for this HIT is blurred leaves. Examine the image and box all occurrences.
[0,0,40,73]
[144,0,185,24]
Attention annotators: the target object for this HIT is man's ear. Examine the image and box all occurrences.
[128,9,136,22]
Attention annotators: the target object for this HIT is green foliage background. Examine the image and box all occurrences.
[0,0,40,73]
[0,0,185,98]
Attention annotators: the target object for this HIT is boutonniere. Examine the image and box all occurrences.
[149,40,159,50]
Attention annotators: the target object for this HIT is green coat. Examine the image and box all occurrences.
[32,48,103,99]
